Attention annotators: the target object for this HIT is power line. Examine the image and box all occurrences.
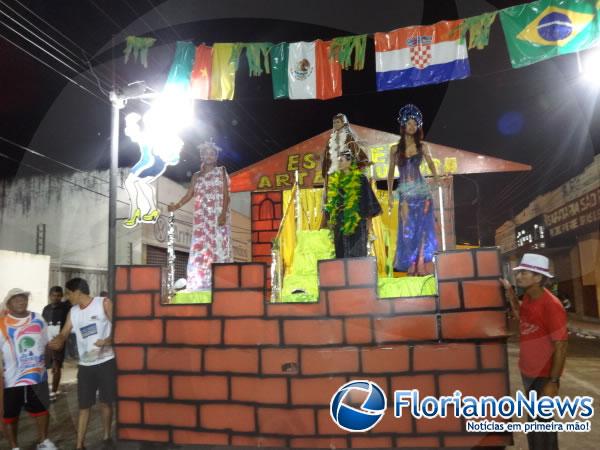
[0,151,128,204]
[8,0,128,87]
[0,3,95,76]
[0,30,108,103]
[118,0,164,71]
[0,2,117,92]
[0,135,109,185]
[0,151,255,227]
[0,17,110,97]
[12,0,97,61]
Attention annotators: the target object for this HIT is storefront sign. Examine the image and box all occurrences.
[545,187,600,238]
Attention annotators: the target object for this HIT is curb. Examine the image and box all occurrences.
[568,325,600,339]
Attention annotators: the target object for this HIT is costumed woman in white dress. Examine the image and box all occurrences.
[169,141,232,290]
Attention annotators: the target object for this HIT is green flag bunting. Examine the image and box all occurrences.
[165,41,196,91]
[458,12,498,50]
[500,0,600,68]
[270,42,289,99]
[123,36,156,68]
[243,43,274,76]
[330,34,368,70]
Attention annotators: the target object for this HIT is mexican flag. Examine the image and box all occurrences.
[270,43,289,99]
[500,0,600,68]
[271,40,342,100]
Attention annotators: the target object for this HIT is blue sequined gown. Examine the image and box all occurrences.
[393,154,438,274]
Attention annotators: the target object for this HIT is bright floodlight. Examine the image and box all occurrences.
[146,90,194,134]
[582,48,600,84]
[124,89,193,166]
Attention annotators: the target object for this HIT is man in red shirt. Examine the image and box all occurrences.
[501,253,568,450]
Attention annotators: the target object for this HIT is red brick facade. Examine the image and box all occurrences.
[251,192,282,286]
[114,248,512,448]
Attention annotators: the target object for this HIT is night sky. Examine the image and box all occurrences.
[1,0,599,245]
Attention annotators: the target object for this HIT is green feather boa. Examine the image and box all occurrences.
[325,165,362,236]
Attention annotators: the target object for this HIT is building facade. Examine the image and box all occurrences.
[0,169,251,297]
[495,155,600,321]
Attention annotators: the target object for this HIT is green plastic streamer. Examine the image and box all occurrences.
[330,34,367,70]
[123,36,156,68]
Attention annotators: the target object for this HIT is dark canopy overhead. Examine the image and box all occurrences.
[1,0,598,244]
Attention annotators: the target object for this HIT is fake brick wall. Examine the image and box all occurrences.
[251,192,282,281]
[113,248,512,449]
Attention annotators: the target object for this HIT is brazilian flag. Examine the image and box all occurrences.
[500,0,600,68]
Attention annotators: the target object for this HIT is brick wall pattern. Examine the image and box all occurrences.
[113,248,512,449]
[251,191,282,288]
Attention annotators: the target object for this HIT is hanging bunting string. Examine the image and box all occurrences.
[128,0,600,100]
[457,11,498,50]
[242,42,274,76]
[329,34,368,70]
[123,35,156,68]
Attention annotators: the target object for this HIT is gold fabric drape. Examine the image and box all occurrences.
[281,186,398,276]
[371,188,398,277]
[281,188,324,274]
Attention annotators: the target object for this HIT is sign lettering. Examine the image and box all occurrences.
[253,145,460,190]
[544,187,600,237]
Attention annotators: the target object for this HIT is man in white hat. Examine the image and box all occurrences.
[501,253,567,450]
[0,288,57,450]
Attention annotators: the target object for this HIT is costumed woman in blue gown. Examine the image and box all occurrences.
[387,104,439,275]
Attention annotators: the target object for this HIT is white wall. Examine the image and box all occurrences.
[0,170,252,279]
[0,169,139,271]
[0,250,50,314]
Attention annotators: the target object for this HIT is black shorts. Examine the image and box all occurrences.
[77,358,117,409]
[3,382,50,423]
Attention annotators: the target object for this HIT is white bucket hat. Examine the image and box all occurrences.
[1,288,31,311]
[513,253,553,278]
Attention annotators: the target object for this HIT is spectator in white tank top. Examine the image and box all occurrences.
[49,278,115,450]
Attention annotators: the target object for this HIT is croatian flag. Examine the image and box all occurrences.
[374,19,470,91]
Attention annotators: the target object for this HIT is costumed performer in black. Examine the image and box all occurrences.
[325,146,382,258]
[320,113,371,229]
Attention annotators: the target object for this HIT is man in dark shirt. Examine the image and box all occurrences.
[42,286,71,400]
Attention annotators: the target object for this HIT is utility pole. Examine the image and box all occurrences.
[108,91,125,300]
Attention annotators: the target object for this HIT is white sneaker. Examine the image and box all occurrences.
[37,439,57,450]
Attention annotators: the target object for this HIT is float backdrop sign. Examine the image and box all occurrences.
[229,124,531,192]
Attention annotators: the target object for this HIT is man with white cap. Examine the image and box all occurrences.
[0,288,57,450]
[501,253,567,450]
